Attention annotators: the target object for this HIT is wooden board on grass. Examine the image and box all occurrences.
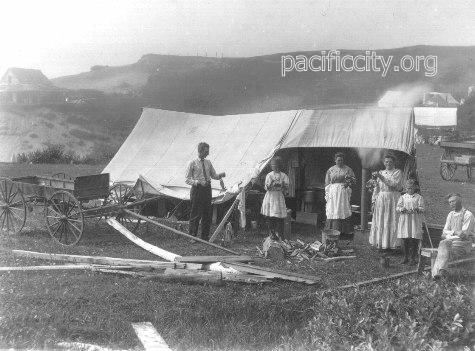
[11,249,183,269]
[223,262,320,284]
[175,255,253,263]
[132,322,172,351]
[0,264,131,272]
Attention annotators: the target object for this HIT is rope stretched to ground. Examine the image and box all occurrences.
[282,256,475,304]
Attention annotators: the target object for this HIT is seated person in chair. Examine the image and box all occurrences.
[432,193,475,278]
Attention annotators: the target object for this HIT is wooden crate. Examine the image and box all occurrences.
[74,173,110,201]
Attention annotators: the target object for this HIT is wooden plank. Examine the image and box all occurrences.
[175,255,253,263]
[209,197,240,243]
[123,209,239,255]
[323,256,357,262]
[0,264,127,272]
[222,274,271,284]
[223,262,320,284]
[57,341,124,351]
[143,268,223,285]
[11,249,181,269]
[132,322,172,351]
[107,218,181,261]
[93,268,151,277]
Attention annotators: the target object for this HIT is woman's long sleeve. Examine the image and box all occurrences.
[325,170,331,186]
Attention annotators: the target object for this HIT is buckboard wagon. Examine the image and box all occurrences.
[0,173,150,245]
[439,141,475,181]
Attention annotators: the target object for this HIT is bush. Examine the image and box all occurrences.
[16,143,117,165]
[16,144,79,164]
[278,277,473,350]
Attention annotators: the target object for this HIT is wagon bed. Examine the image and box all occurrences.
[439,141,475,181]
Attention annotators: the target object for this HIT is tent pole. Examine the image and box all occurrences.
[361,168,369,231]
[209,196,240,243]
[122,209,239,255]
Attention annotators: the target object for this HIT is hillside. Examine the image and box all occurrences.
[2,45,474,163]
[0,99,143,162]
[52,46,475,115]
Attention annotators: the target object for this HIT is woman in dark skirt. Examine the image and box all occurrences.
[324,152,356,238]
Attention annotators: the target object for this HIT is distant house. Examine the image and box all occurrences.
[0,68,65,105]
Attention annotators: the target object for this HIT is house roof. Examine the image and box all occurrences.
[1,68,53,86]
[0,68,63,92]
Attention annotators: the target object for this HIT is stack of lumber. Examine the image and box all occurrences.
[2,218,321,286]
[7,249,320,285]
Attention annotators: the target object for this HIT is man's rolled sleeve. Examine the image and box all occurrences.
[442,212,454,238]
[209,162,219,180]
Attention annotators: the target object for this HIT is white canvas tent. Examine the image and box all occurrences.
[413,107,457,127]
[103,107,415,204]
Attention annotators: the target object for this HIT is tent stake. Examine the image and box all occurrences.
[122,209,239,255]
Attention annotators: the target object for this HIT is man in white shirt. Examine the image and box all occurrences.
[432,193,475,278]
[185,142,225,241]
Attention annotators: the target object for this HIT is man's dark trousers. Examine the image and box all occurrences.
[189,184,212,240]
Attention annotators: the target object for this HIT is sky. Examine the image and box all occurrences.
[1,0,474,78]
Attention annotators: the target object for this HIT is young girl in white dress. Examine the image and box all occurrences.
[396,179,425,265]
[261,156,289,239]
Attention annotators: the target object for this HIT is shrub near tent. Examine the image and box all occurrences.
[16,143,117,164]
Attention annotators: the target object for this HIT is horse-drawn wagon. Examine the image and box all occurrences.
[0,173,147,245]
[439,141,475,181]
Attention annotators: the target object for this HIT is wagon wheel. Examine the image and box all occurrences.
[106,184,142,232]
[440,162,456,180]
[45,190,84,245]
[0,178,27,235]
[439,148,456,181]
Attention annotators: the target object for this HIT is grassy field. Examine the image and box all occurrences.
[0,145,473,350]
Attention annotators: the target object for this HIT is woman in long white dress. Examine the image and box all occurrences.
[261,156,289,239]
[324,152,356,237]
[369,153,403,250]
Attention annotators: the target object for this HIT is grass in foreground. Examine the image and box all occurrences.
[0,262,473,350]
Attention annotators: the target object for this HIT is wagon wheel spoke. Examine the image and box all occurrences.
[50,220,63,240]
[6,211,21,232]
[51,199,63,215]
[9,201,25,208]
[66,221,81,239]
[0,210,6,228]
[10,209,24,223]
[47,218,61,228]
[46,214,62,220]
